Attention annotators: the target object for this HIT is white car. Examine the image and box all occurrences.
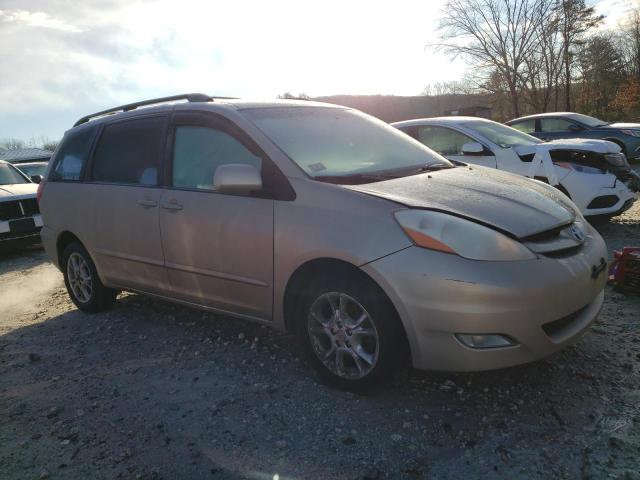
[392,117,639,218]
[0,160,43,248]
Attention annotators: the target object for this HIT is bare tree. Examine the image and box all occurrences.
[556,0,603,110]
[522,8,564,112]
[0,138,26,150]
[620,9,640,78]
[277,92,310,100]
[422,80,478,96]
[437,0,553,117]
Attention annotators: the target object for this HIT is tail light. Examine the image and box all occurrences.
[36,179,46,203]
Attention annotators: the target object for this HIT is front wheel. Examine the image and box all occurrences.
[62,242,118,312]
[296,273,405,390]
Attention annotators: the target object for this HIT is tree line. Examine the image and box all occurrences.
[435,0,640,121]
[0,136,59,152]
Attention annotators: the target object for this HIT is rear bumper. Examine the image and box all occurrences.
[362,228,608,372]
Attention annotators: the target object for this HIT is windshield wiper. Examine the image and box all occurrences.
[314,163,454,185]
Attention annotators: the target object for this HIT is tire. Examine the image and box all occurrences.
[294,271,405,390]
[62,242,117,313]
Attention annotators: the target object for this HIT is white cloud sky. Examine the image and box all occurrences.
[0,0,631,141]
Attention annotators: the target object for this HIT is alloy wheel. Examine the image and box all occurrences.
[67,252,93,303]
[307,292,379,379]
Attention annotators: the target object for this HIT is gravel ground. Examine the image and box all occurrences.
[1,206,639,480]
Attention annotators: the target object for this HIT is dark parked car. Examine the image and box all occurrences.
[506,112,640,161]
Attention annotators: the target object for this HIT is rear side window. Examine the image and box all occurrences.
[92,116,165,186]
[540,118,573,132]
[510,119,536,134]
[50,126,96,181]
[173,126,262,190]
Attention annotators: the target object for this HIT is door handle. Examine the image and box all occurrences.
[161,198,183,211]
[137,198,158,208]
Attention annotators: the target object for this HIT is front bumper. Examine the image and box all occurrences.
[583,179,637,217]
[362,229,607,371]
[0,214,43,247]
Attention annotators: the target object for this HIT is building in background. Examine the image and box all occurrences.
[0,148,53,164]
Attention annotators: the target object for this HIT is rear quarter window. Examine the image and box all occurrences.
[49,126,97,181]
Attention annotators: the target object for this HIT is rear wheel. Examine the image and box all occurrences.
[295,272,405,390]
[62,242,117,312]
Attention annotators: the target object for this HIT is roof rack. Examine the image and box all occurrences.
[73,93,237,127]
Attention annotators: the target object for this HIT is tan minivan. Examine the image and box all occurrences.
[39,94,608,388]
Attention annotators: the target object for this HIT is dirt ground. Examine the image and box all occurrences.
[1,207,639,480]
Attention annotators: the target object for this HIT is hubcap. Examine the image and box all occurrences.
[307,292,379,380]
[67,253,93,303]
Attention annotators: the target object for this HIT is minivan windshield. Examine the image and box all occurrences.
[463,120,543,148]
[0,163,29,185]
[243,107,452,183]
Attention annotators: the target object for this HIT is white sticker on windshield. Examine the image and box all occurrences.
[308,162,326,173]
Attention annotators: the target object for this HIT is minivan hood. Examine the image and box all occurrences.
[0,183,37,198]
[346,167,576,239]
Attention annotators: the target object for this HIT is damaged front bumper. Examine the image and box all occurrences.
[362,225,608,372]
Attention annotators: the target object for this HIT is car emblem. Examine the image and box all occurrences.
[568,224,585,242]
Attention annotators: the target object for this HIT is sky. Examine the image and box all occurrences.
[0,0,635,142]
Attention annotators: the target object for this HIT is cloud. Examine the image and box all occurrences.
[0,0,467,139]
[0,9,83,32]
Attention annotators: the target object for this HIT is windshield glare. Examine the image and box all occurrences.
[243,107,451,182]
[19,164,47,177]
[0,164,29,185]
[463,121,542,148]
[570,113,608,127]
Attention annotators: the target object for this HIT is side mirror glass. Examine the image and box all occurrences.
[213,164,262,193]
[30,174,43,184]
[461,142,485,155]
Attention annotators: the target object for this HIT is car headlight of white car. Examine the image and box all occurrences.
[604,153,626,166]
[394,210,536,261]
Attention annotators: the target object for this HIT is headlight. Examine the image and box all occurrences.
[604,153,626,166]
[554,162,604,174]
[621,129,640,137]
[394,210,536,261]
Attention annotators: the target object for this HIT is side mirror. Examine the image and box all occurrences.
[461,142,485,155]
[213,164,262,193]
[567,124,583,132]
[30,175,43,184]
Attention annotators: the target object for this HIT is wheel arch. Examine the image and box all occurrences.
[282,257,412,361]
[56,231,84,267]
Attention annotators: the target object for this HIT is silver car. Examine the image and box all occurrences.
[39,94,608,389]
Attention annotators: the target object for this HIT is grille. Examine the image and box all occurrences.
[0,199,40,221]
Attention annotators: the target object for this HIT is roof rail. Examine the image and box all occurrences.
[73,93,237,127]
